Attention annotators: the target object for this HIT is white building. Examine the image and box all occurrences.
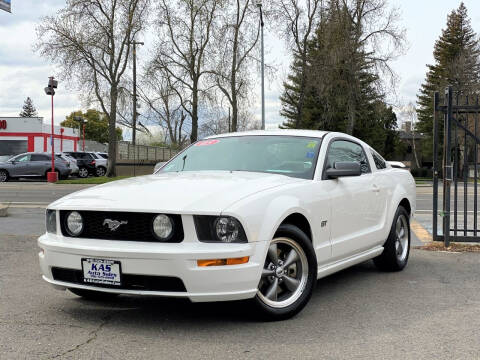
[0,117,80,155]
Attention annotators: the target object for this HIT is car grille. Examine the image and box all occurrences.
[51,267,187,292]
[59,211,184,242]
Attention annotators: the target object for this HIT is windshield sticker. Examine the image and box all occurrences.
[306,151,315,158]
[307,141,316,148]
[195,139,219,146]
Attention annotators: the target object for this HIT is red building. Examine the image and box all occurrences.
[0,117,80,155]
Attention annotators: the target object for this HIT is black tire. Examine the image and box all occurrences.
[252,224,317,321]
[68,288,119,300]
[0,169,8,182]
[96,166,106,177]
[78,167,89,178]
[373,206,410,272]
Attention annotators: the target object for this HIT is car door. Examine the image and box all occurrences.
[9,154,31,176]
[30,154,50,176]
[322,139,379,260]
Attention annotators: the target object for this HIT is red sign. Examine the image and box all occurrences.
[0,120,7,130]
[195,139,219,146]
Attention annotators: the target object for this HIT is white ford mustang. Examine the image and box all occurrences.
[38,130,416,320]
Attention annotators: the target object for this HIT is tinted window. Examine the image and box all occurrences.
[325,140,370,174]
[31,154,50,161]
[161,136,322,180]
[99,153,108,159]
[370,149,387,170]
[67,152,92,160]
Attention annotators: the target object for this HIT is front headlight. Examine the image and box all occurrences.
[65,211,84,236]
[152,214,174,241]
[46,209,57,234]
[194,216,247,243]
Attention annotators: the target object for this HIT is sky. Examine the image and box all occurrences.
[1,0,480,137]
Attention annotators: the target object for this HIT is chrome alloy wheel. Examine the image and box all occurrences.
[395,214,409,262]
[257,237,309,308]
[78,168,89,178]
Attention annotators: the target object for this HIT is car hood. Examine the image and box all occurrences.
[49,171,304,214]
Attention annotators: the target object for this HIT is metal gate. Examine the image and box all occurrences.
[433,86,480,246]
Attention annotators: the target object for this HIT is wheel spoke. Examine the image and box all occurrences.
[283,249,299,268]
[396,240,403,255]
[399,228,405,239]
[267,243,278,263]
[261,268,274,277]
[265,278,278,300]
[282,275,300,292]
[396,218,402,236]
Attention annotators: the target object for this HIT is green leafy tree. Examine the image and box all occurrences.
[61,110,122,144]
[280,1,401,158]
[19,97,38,117]
[417,2,480,160]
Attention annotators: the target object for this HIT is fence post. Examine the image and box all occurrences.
[444,86,453,247]
[433,92,439,242]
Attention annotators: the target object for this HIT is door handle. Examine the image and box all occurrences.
[372,184,380,193]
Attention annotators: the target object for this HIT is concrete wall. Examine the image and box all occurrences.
[115,160,156,176]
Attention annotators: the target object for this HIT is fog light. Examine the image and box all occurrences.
[197,256,249,267]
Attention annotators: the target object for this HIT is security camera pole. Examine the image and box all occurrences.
[256,0,265,130]
[44,77,58,183]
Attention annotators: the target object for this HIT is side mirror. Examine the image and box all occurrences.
[9,160,16,165]
[326,161,361,179]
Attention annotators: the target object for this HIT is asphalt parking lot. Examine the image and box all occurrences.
[1,184,480,359]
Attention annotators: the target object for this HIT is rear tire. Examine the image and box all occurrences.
[0,169,8,182]
[373,206,410,272]
[252,224,317,321]
[68,288,119,300]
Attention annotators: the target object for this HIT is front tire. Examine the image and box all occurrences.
[0,169,8,182]
[68,288,119,300]
[78,167,89,178]
[96,166,106,177]
[253,224,317,320]
[373,206,410,272]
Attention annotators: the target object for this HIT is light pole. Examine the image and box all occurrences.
[44,77,58,183]
[129,39,144,145]
[256,0,265,130]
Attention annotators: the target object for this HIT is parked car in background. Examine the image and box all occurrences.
[89,152,107,177]
[56,153,79,176]
[95,152,108,160]
[0,152,71,182]
[40,130,415,320]
[64,152,97,178]
[387,161,407,169]
[0,155,14,162]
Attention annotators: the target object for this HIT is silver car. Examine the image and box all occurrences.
[0,153,71,182]
[57,153,79,176]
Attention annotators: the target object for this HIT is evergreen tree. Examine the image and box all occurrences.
[417,3,480,159]
[19,97,38,117]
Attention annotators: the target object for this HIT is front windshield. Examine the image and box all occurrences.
[160,135,322,179]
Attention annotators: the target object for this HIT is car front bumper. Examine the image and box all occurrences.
[38,233,267,302]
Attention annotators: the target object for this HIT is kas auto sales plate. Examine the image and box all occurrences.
[82,258,121,286]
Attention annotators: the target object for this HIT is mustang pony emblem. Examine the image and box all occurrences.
[103,219,128,231]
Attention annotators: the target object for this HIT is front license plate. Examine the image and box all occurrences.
[82,258,121,286]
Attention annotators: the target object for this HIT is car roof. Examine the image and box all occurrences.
[205,129,329,139]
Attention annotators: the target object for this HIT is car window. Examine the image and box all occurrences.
[90,153,99,159]
[99,153,108,159]
[14,154,30,162]
[161,136,323,180]
[325,140,370,174]
[370,149,387,170]
[31,154,50,161]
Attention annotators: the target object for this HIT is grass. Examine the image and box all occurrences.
[56,176,131,185]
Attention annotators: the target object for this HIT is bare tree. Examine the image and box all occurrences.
[274,0,324,127]
[139,69,189,148]
[152,0,219,143]
[212,0,260,132]
[36,0,150,176]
